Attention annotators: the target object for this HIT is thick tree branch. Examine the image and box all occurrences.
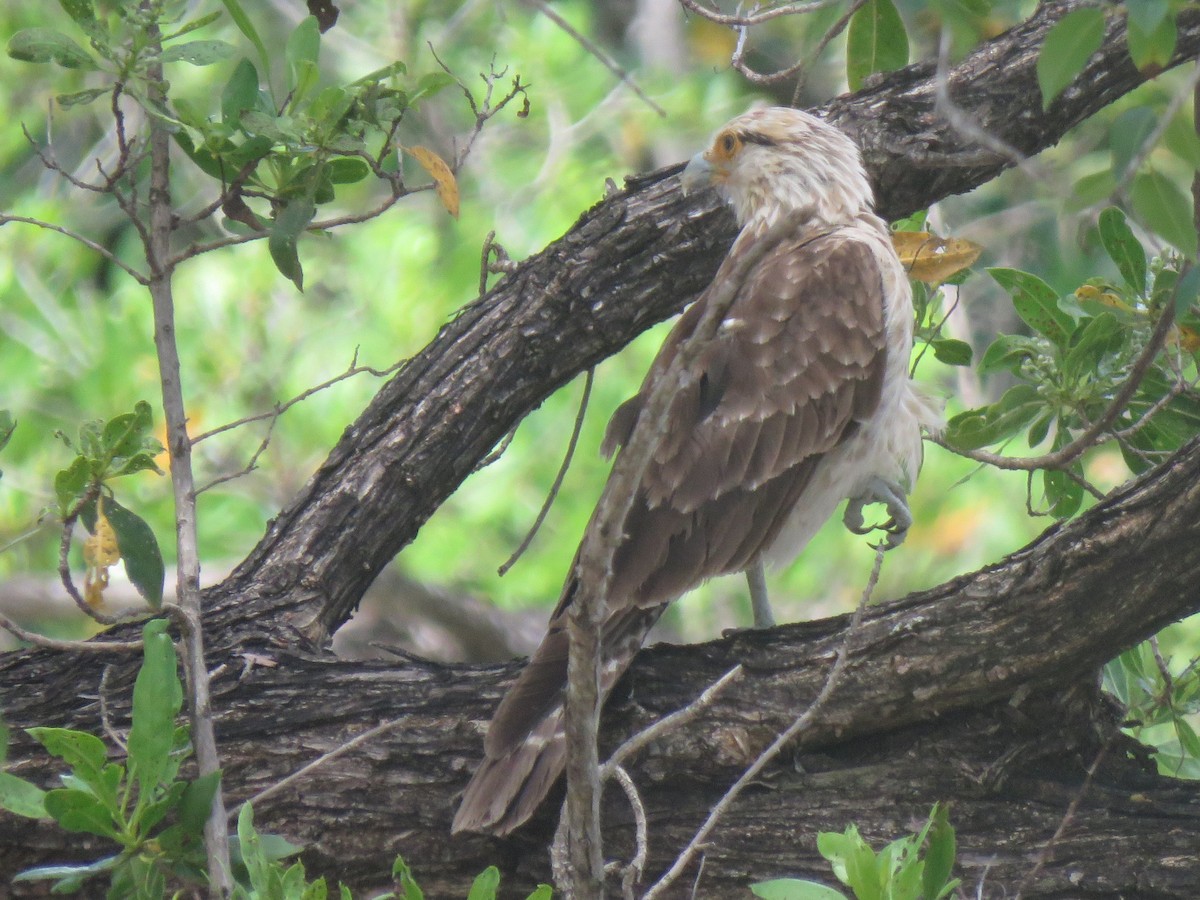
[3,435,1200,894]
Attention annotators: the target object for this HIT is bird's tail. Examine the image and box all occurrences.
[452,602,666,835]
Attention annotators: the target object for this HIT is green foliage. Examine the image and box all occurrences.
[1105,641,1200,779]
[1037,7,1105,108]
[1,620,219,896]
[750,803,959,900]
[943,208,1200,518]
[846,0,909,91]
[379,854,552,900]
[53,402,166,609]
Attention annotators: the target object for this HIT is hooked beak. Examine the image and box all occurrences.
[680,152,714,196]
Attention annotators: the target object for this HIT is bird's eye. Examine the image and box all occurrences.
[713,130,741,160]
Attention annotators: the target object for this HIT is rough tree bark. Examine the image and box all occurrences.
[3,2,1200,896]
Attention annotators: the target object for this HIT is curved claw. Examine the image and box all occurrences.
[845,477,912,551]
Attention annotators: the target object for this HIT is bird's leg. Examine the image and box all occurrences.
[745,559,776,629]
[843,476,912,550]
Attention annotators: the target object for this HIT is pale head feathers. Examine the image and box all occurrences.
[682,107,875,232]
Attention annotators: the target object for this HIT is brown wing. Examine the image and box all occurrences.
[604,227,888,604]
[453,227,889,835]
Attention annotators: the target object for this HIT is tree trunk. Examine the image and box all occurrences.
[4,2,1200,897]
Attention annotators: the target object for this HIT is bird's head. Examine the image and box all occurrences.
[682,107,875,232]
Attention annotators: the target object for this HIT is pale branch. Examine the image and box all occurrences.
[730,0,867,88]
[641,544,886,900]
[526,0,666,117]
[0,215,149,285]
[0,611,143,654]
[676,0,842,28]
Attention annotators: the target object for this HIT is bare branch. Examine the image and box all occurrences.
[678,0,842,27]
[498,368,593,576]
[0,610,143,653]
[0,214,149,285]
[526,0,666,117]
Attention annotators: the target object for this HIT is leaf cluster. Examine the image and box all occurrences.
[751,803,959,900]
[0,620,218,897]
[1105,642,1200,779]
[54,401,166,609]
[943,208,1200,518]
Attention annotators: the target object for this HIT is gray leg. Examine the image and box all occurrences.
[746,559,775,628]
[843,476,912,550]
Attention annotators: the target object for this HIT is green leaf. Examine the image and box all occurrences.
[269,196,317,291]
[57,0,98,30]
[1132,170,1198,260]
[1126,2,1176,72]
[1098,207,1147,294]
[219,0,271,82]
[392,855,426,900]
[1111,107,1158,179]
[162,40,237,66]
[105,497,166,608]
[524,887,554,900]
[286,16,321,101]
[1064,312,1124,381]
[1163,113,1200,168]
[1043,465,1083,518]
[28,728,108,785]
[163,9,224,42]
[978,333,1039,376]
[922,803,958,899]
[1172,265,1200,318]
[0,772,48,819]
[846,0,909,91]
[44,788,118,838]
[1175,716,1200,759]
[128,619,182,800]
[178,771,222,838]
[409,71,456,106]
[1066,169,1117,213]
[989,267,1075,346]
[237,803,271,890]
[7,28,96,69]
[931,337,973,366]
[1037,7,1105,108]
[222,58,261,124]
[751,879,848,899]
[12,855,118,886]
[327,157,370,185]
[56,87,109,108]
[944,385,1043,450]
[467,866,501,900]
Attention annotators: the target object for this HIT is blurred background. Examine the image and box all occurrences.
[0,0,1195,681]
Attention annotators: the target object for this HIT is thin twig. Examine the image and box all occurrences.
[0,610,144,653]
[191,354,404,445]
[678,0,841,27]
[1013,738,1114,899]
[600,665,744,777]
[643,544,887,899]
[99,664,130,751]
[609,765,648,900]
[0,214,150,285]
[791,0,866,103]
[527,0,666,117]
[727,0,866,88]
[499,368,594,576]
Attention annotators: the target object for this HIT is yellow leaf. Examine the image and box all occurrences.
[1074,283,1133,312]
[407,145,459,219]
[1173,324,1200,352]
[892,231,982,284]
[83,497,120,609]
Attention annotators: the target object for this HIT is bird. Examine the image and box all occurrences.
[452,106,941,836]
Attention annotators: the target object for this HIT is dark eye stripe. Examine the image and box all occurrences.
[738,131,775,146]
